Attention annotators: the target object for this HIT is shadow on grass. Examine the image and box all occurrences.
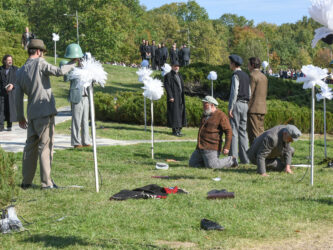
[151,175,210,180]
[22,235,162,249]
[97,125,172,136]
[297,197,333,205]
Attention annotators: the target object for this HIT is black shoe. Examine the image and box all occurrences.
[7,127,12,131]
[232,157,238,167]
[42,182,59,189]
[200,219,224,231]
[0,127,4,132]
[21,183,32,190]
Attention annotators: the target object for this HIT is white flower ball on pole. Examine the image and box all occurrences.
[207,71,218,96]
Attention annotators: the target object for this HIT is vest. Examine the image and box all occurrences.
[232,70,250,101]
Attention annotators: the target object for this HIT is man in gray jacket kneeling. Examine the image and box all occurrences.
[247,124,301,176]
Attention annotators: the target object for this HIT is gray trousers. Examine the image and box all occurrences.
[230,101,250,163]
[22,116,54,187]
[189,149,234,169]
[71,96,91,146]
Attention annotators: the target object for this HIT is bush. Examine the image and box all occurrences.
[0,30,27,67]
[94,91,333,133]
[0,147,17,209]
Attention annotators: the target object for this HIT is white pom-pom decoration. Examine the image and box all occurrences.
[262,61,269,69]
[161,64,171,77]
[67,57,107,88]
[296,65,328,89]
[52,33,60,42]
[136,68,153,83]
[309,0,333,47]
[142,77,164,101]
[207,71,217,81]
[316,85,333,101]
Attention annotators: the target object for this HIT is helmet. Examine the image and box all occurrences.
[59,60,69,67]
[64,43,83,59]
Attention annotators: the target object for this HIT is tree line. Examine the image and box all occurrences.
[0,0,331,70]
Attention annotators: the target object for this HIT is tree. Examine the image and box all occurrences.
[219,13,254,28]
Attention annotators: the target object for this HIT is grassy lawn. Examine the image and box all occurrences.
[1,139,332,249]
[55,120,198,141]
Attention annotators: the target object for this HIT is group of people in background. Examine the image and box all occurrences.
[139,39,190,70]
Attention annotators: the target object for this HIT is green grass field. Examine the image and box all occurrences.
[1,139,332,249]
[3,57,331,249]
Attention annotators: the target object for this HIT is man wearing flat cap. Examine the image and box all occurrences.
[16,39,76,189]
[164,61,187,136]
[228,54,251,164]
[189,96,237,169]
[247,124,301,176]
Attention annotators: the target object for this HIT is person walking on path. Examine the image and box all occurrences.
[189,96,237,169]
[247,57,268,145]
[0,55,18,132]
[247,125,301,176]
[228,54,251,164]
[16,39,76,189]
[164,60,187,136]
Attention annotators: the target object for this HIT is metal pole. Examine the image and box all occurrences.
[54,41,56,65]
[144,97,147,132]
[324,98,327,158]
[211,80,213,97]
[310,86,315,186]
[76,10,79,45]
[151,101,154,159]
[88,84,99,192]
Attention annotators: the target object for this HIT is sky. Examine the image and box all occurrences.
[140,0,312,25]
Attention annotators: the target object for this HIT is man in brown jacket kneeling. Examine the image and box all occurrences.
[189,96,238,169]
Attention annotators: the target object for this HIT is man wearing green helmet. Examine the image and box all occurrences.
[64,43,91,148]
[16,39,76,189]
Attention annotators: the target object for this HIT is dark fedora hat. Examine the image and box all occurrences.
[172,60,180,66]
[28,39,47,51]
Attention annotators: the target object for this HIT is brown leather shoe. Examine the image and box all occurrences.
[82,144,92,148]
[74,145,83,149]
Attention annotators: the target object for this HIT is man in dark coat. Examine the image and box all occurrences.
[169,43,179,65]
[150,40,157,70]
[155,43,162,70]
[181,44,190,66]
[161,43,168,66]
[0,54,18,132]
[139,39,145,60]
[163,61,187,136]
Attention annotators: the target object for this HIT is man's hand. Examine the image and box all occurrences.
[228,110,233,118]
[19,119,27,129]
[223,149,229,155]
[169,98,174,102]
[284,165,293,174]
[6,84,14,92]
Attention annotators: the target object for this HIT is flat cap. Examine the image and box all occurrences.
[229,54,243,66]
[202,96,218,106]
[28,39,46,51]
[284,125,302,141]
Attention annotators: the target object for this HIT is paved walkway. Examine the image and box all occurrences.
[0,106,195,153]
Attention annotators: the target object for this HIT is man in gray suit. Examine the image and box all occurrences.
[247,124,301,176]
[16,39,76,189]
[247,57,268,144]
[181,44,190,66]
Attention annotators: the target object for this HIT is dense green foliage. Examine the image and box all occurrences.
[0,0,330,69]
[0,30,27,67]
[94,91,333,133]
[0,147,16,208]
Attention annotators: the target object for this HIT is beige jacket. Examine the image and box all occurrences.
[16,57,75,121]
[248,69,268,114]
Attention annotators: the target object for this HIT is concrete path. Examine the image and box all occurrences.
[0,106,195,153]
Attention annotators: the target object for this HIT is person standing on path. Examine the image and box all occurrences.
[0,55,18,132]
[16,39,76,189]
[228,54,251,164]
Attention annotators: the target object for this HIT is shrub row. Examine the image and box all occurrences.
[94,91,333,133]
[0,147,17,209]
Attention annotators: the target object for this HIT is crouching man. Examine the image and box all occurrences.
[189,96,237,169]
[247,124,301,176]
